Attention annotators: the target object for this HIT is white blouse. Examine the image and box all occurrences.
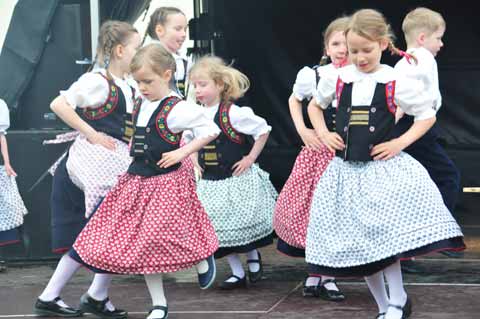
[205,103,272,141]
[60,69,134,113]
[395,47,442,112]
[0,99,10,134]
[292,64,338,102]
[136,92,220,139]
[314,64,436,121]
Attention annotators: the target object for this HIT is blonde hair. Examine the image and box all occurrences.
[320,16,350,65]
[189,56,250,102]
[402,7,446,46]
[130,43,176,77]
[346,9,415,63]
[95,20,137,70]
[144,7,186,43]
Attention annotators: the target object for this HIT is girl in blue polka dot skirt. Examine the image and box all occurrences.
[306,9,465,319]
[189,56,278,290]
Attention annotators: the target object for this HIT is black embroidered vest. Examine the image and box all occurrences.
[79,74,134,143]
[198,102,250,180]
[335,79,397,162]
[127,96,182,177]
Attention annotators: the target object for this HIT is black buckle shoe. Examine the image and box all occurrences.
[219,275,247,290]
[79,293,127,319]
[247,252,263,283]
[388,297,412,319]
[318,279,346,302]
[148,305,168,319]
[34,297,84,317]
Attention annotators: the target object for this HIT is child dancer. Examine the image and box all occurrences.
[189,56,278,289]
[0,98,28,251]
[273,16,349,301]
[306,9,465,319]
[145,7,191,98]
[35,20,141,318]
[69,44,219,319]
[393,8,461,259]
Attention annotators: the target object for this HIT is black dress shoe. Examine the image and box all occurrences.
[318,279,346,302]
[375,312,385,319]
[79,293,127,319]
[148,305,168,319]
[34,297,84,317]
[247,252,263,283]
[388,297,412,319]
[219,275,247,290]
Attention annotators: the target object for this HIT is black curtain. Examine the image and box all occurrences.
[210,0,480,148]
[100,0,151,23]
[0,0,59,109]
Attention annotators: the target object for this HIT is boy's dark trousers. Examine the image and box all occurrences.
[393,115,461,214]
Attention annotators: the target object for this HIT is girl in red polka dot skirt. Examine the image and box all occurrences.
[272,16,350,301]
[69,44,220,319]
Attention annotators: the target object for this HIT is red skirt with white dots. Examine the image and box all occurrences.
[72,165,219,274]
[273,146,333,251]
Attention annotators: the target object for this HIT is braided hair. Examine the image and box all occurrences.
[93,20,138,79]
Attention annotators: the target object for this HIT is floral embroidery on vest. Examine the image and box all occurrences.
[219,102,244,144]
[155,97,181,144]
[83,76,119,120]
[385,81,397,115]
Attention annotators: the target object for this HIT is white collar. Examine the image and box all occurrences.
[339,64,395,84]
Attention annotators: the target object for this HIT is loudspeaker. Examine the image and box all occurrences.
[0,131,69,260]
[14,1,91,130]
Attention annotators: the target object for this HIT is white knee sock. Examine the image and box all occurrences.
[246,249,260,272]
[225,254,245,282]
[305,276,321,287]
[364,271,389,314]
[321,276,339,291]
[38,254,81,307]
[384,261,407,319]
[195,259,208,274]
[87,274,115,311]
[144,274,167,319]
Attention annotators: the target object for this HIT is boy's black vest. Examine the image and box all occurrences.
[302,65,336,132]
[79,74,134,143]
[335,78,397,162]
[198,102,250,180]
[127,96,183,177]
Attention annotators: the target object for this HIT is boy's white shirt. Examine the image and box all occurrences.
[394,46,442,113]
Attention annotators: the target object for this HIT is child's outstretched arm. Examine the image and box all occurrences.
[288,94,322,150]
[158,134,218,168]
[232,131,269,176]
[50,95,116,150]
[307,99,345,153]
[0,134,16,177]
[371,116,436,160]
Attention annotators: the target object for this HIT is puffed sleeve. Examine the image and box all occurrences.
[229,104,272,140]
[0,99,10,134]
[394,76,436,121]
[292,67,316,101]
[59,72,109,109]
[167,101,220,138]
[314,73,337,109]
